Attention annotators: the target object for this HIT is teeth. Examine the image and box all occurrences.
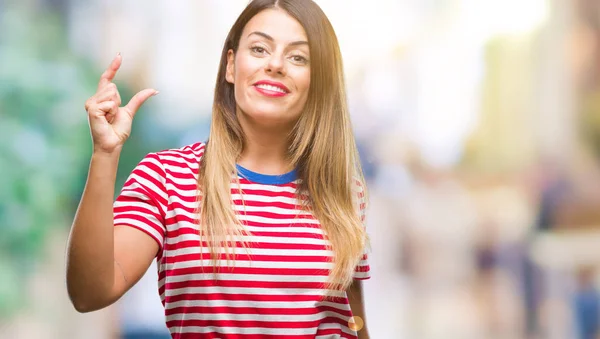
[256,84,286,93]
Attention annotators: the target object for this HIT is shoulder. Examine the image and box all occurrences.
[132,142,205,180]
[152,141,206,165]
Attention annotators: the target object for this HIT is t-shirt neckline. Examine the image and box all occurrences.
[235,164,297,185]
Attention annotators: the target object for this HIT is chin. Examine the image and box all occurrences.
[243,108,298,127]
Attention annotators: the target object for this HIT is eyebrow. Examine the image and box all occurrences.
[247,31,308,47]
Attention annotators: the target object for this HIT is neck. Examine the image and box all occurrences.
[236,112,296,175]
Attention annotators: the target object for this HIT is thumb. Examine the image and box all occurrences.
[124,89,159,117]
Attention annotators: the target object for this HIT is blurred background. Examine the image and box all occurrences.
[2,0,600,338]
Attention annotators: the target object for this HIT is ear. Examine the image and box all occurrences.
[226,49,235,84]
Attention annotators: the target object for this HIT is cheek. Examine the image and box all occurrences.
[232,58,251,105]
[234,54,263,82]
[297,71,311,100]
[294,70,310,96]
[233,57,264,101]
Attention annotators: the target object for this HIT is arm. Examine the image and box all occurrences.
[347,279,370,339]
[65,53,160,312]
[66,151,159,312]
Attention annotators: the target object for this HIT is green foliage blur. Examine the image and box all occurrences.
[0,3,168,319]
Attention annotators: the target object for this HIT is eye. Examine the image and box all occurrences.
[251,46,266,54]
[290,55,308,64]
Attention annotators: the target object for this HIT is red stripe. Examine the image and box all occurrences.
[164,168,197,180]
[165,292,347,304]
[164,240,329,251]
[114,214,164,237]
[114,204,162,221]
[163,252,331,264]
[165,279,328,291]
[170,332,315,339]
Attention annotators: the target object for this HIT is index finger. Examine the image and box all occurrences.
[98,53,122,91]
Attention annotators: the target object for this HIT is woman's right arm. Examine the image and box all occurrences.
[65,53,159,312]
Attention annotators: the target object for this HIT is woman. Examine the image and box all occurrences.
[66,0,371,338]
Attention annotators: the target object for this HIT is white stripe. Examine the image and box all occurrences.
[165,205,312,221]
[318,322,357,331]
[166,207,199,220]
[162,148,203,158]
[165,246,332,258]
[163,164,198,176]
[166,219,198,232]
[114,200,161,215]
[353,271,370,279]
[161,153,200,165]
[164,285,345,298]
[168,175,200,187]
[164,180,300,197]
[356,259,368,266]
[139,155,163,170]
[161,144,203,154]
[114,209,162,225]
[163,220,318,234]
[164,219,324,234]
[165,310,349,323]
[236,214,320,225]
[113,217,163,242]
[232,204,312,216]
[165,259,333,271]
[168,195,200,209]
[233,182,298,193]
[166,299,349,311]
[129,173,168,203]
[166,272,330,284]
[175,326,315,336]
[175,271,328,285]
[230,194,301,205]
[243,225,324,234]
[315,323,358,337]
[166,183,198,197]
[165,233,327,245]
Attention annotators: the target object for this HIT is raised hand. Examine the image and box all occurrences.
[84,53,158,154]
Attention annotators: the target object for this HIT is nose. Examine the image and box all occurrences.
[265,52,286,76]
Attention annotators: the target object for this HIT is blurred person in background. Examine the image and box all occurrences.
[573,266,600,339]
[64,0,372,338]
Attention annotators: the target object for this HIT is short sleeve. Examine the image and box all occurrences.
[352,179,371,280]
[113,152,168,251]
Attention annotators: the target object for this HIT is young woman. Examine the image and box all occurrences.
[66,0,371,338]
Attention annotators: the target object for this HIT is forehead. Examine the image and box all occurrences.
[241,8,308,43]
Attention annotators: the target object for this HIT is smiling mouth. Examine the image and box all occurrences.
[255,83,287,93]
[253,84,289,97]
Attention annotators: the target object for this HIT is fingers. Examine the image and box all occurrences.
[88,100,119,124]
[94,101,119,117]
[98,53,122,91]
[95,83,122,106]
[91,55,157,120]
[124,89,159,117]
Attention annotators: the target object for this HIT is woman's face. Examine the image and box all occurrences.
[226,8,311,128]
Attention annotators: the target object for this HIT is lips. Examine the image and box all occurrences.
[253,80,290,97]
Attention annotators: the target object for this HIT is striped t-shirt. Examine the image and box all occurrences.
[113,142,371,338]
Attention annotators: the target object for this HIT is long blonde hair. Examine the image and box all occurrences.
[197,0,369,291]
